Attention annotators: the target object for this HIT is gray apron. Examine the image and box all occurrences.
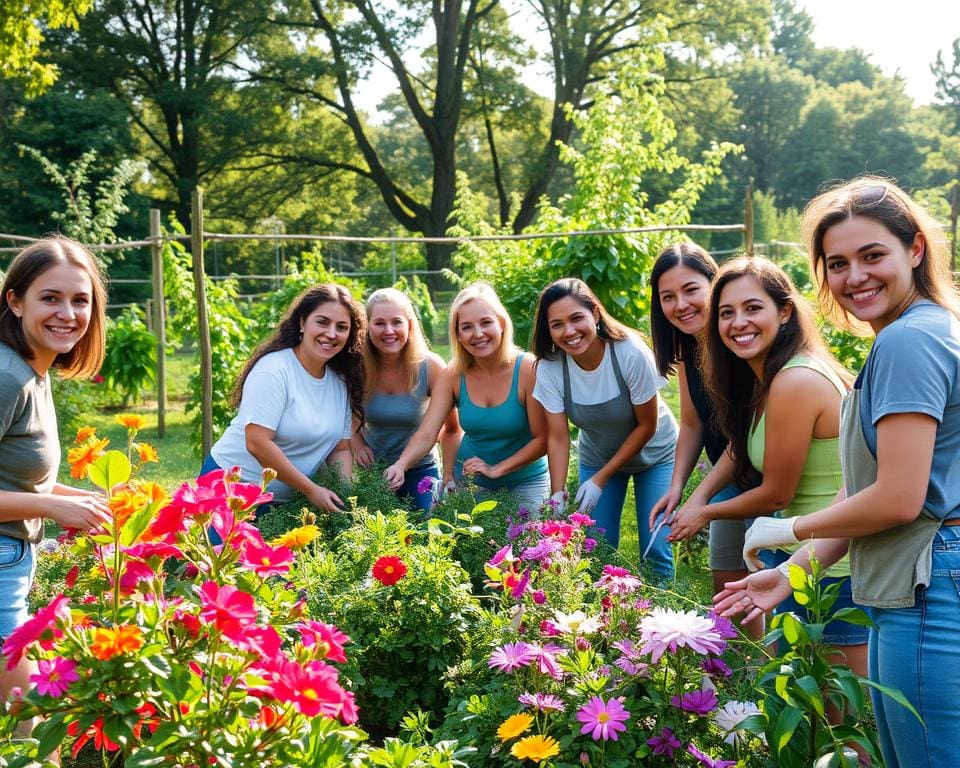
[841,386,940,608]
[562,341,674,474]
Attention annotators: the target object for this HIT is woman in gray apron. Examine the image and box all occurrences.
[717,177,960,768]
[531,278,678,579]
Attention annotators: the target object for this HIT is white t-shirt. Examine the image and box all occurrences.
[211,348,352,500]
[533,334,667,413]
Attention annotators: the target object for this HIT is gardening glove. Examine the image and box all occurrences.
[743,517,799,572]
[548,491,568,513]
[440,479,457,499]
[573,480,602,514]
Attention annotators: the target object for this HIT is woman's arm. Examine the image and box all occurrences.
[0,489,111,531]
[327,438,354,480]
[462,354,547,479]
[669,366,832,540]
[350,417,374,467]
[245,424,344,512]
[385,367,458,489]
[428,355,463,484]
[544,410,571,494]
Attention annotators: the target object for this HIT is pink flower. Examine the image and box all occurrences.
[259,657,356,721]
[198,582,257,641]
[118,560,156,593]
[533,643,564,680]
[518,692,566,713]
[236,625,283,659]
[540,521,575,543]
[576,696,630,741]
[647,727,681,758]
[241,542,294,578]
[488,642,536,672]
[510,569,531,599]
[639,608,725,663]
[595,564,642,594]
[298,621,350,663]
[123,541,183,561]
[687,742,736,768]
[30,657,78,697]
[671,688,719,715]
[487,544,514,567]
[2,594,70,670]
[568,512,595,527]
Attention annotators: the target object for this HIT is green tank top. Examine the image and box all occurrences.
[747,355,849,576]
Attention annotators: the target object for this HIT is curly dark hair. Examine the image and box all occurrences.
[231,283,366,426]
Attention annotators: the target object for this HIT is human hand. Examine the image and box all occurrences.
[351,437,374,467]
[713,568,791,624]
[306,483,345,513]
[462,457,499,478]
[384,463,405,491]
[573,479,602,513]
[440,479,457,499]
[743,517,799,572]
[46,495,112,533]
[649,487,682,531]
[667,503,711,542]
[548,490,568,513]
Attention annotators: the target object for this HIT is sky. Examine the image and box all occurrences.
[797,0,960,104]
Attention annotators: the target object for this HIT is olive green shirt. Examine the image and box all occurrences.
[0,342,59,543]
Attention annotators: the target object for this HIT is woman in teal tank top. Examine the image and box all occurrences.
[385,282,549,510]
[669,257,867,675]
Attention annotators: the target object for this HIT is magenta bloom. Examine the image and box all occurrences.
[576,696,630,741]
[198,581,257,641]
[30,657,78,697]
[567,512,595,527]
[701,657,733,678]
[488,642,537,672]
[2,594,70,670]
[687,742,737,768]
[298,621,350,663]
[647,727,681,758]
[241,542,294,578]
[518,692,566,713]
[521,539,561,562]
[487,544,514,568]
[671,687,719,715]
[596,564,642,594]
[709,611,739,640]
[416,476,436,496]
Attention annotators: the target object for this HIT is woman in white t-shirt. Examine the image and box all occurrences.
[202,284,366,512]
[531,278,678,579]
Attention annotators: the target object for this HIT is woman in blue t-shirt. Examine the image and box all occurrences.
[718,177,960,768]
[385,282,548,510]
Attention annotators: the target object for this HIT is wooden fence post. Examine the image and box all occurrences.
[150,209,167,438]
[191,190,214,456]
[743,182,754,256]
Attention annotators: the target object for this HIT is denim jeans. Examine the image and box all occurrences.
[400,464,440,513]
[579,460,675,580]
[868,524,960,768]
[0,534,36,639]
[199,454,273,545]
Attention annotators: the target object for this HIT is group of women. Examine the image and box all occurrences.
[1,176,958,766]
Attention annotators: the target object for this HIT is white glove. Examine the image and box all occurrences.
[548,490,568,513]
[743,517,799,572]
[440,480,457,499]
[573,480,603,514]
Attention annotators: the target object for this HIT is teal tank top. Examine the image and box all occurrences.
[455,356,548,489]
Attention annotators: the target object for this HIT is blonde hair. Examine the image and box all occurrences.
[802,176,960,332]
[363,287,430,393]
[448,282,518,372]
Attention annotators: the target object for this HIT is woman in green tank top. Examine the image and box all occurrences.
[669,257,867,675]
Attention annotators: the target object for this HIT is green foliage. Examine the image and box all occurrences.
[744,558,900,767]
[394,275,441,343]
[50,375,105,441]
[100,306,156,406]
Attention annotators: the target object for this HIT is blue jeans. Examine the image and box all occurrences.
[580,461,674,580]
[199,455,273,545]
[0,534,36,639]
[868,525,960,768]
[400,464,440,513]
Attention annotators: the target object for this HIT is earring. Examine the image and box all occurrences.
[551,342,557,353]
[298,329,304,342]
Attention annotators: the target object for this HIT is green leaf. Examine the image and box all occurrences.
[795,675,825,717]
[861,678,924,724]
[88,449,131,490]
[830,607,875,628]
[773,706,804,754]
[471,500,498,513]
[120,499,155,546]
[33,711,68,759]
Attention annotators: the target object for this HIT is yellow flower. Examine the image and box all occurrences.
[137,442,159,463]
[90,625,143,660]
[109,489,148,528]
[497,713,534,741]
[116,414,147,431]
[74,426,97,444]
[67,437,110,480]
[510,735,560,763]
[271,525,320,550]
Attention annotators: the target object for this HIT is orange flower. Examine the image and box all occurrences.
[89,624,143,660]
[109,489,148,528]
[116,414,147,431]
[133,480,169,508]
[74,426,97,444]
[137,442,159,463]
[67,437,110,480]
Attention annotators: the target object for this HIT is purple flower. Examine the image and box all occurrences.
[510,569,531,599]
[522,539,562,562]
[701,657,732,678]
[583,537,597,553]
[687,742,737,768]
[506,523,525,540]
[533,643,565,680]
[518,692,566,713]
[709,611,738,641]
[671,687,719,715]
[416,476,437,496]
[614,657,648,677]
[575,696,630,741]
[532,590,547,605]
[488,642,537,672]
[647,727,681,758]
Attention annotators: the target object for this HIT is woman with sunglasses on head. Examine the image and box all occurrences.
[717,178,960,767]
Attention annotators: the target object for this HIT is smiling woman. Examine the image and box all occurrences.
[201,284,366,515]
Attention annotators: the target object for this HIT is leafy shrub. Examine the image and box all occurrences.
[394,275,441,343]
[100,306,156,405]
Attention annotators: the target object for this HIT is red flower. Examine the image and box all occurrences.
[68,718,120,759]
[298,621,350,663]
[2,594,70,670]
[65,566,79,589]
[241,542,294,578]
[372,555,407,586]
[198,582,257,641]
[260,658,355,720]
[236,625,283,659]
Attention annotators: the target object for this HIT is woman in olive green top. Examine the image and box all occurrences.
[0,237,111,698]
[669,256,867,675]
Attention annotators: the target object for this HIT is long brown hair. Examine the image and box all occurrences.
[704,256,850,487]
[0,236,107,379]
[232,284,366,424]
[802,176,960,330]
